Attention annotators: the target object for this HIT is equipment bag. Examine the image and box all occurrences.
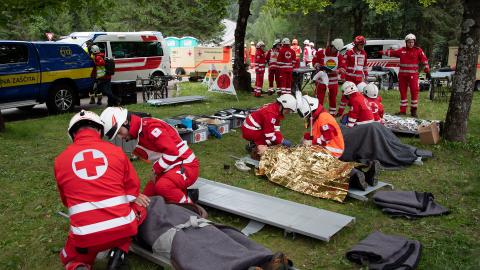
[105,57,116,76]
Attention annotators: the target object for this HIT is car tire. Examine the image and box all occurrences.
[47,83,75,114]
[175,67,186,75]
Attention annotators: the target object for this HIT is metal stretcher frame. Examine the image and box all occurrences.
[146,96,206,106]
[191,177,355,242]
[235,156,393,201]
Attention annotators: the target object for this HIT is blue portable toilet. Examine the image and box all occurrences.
[165,37,181,48]
[180,36,199,47]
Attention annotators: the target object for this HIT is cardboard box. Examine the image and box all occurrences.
[418,123,440,144]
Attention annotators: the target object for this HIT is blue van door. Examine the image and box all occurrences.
[0,42,40,103]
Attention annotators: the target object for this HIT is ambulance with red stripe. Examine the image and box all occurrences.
[60,31,171,81]
[340,39,405,81]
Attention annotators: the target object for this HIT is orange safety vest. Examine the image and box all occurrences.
[311,110,344,158]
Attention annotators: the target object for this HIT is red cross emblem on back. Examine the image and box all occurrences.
[72,149,109,180]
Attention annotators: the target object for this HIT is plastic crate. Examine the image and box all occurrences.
[179,126,208,144]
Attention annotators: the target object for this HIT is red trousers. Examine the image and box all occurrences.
[250,55,255,68]
[268,68,279,91]
[242,126,268,146]
[143,162,199,203]
[61,236,131,270]
[279,69,293,94]
[254,71,265,94]
[315,83,339,115]
[398,74,419,113]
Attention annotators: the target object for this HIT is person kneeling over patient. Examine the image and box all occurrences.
[296,94,379,190]
[54,110,150,270]
[241,94,297,159]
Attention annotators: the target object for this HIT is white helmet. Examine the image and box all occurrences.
[303,39,310,45]
[405,33,416,41]
[356,82,367,92]
[256,41,265,48]
[282,38,290,45]
[297,94,319,118]
[273,39,281,46]
[342,81,358,96]
[90,45,100,54]
[277,94,297,111]
[100,107,129,140]
[363,82,379,98]
[68,110,104,140]
[331,38,344,50]
[309,42,315,47]
[312,70,329,85]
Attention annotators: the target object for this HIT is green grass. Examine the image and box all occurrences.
[0,82,479,270]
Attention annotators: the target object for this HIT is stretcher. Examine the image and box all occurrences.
[234,156,393,201]
[191,178,355,242]
[146,96,206,106]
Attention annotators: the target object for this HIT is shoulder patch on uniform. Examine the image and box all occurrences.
[151,128,162,138]
[322,124,329,131]
[271,118,276,124]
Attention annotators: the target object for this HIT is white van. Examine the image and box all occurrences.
[59,31,171,81]
[340,39,405,76]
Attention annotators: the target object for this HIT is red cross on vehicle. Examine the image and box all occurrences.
[74,151,106,177]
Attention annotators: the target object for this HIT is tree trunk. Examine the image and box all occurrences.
[352,8,364,37]
[233,0,253,93]
[444,0,480,142]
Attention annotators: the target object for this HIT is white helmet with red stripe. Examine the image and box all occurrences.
[363,82,379,98]
[68,110,104,140]
[331,38,344,50]
[342,81,358,95]
[277,94,297,111]
[100,107,129,140]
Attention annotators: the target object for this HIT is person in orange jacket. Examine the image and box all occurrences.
[249,41,256,69]
[296,94,379,190]
[378,33,430,117]
[55,110,149,270]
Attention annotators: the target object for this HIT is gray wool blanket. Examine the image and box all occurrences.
[340,123,432,168]
[137,196,273,270]
[372,191,449,218]
[346,231,422,270]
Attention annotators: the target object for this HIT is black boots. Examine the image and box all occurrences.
[89,95,96,104]
[411,108,418,118]
[363,160,380,187]
[349,168,368,191]
[107,248,128,270]
[96,95,103,105]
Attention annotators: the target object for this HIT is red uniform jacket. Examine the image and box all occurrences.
[242,102,285,145]
[277,45,296,72]
[255,47,266,73]
[266,48,279,70]
[94,52,111,80]
[344,48,368,82]
[129,115,198,175]
[312,48,347,85]
[54,129,142,247]
[345,92,375,127]
[366,96,384,122]
[382,46,430,75]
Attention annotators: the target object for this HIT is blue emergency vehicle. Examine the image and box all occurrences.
[0,41,95,113]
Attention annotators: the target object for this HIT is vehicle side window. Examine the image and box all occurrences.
[0,44,28,65]
[94,42,108,56]
[110,41,163,58]
[364,45,383,59]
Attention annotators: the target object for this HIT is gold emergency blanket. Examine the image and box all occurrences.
[257,146,355,202]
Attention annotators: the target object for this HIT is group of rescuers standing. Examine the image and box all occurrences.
[54,33,429,270]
